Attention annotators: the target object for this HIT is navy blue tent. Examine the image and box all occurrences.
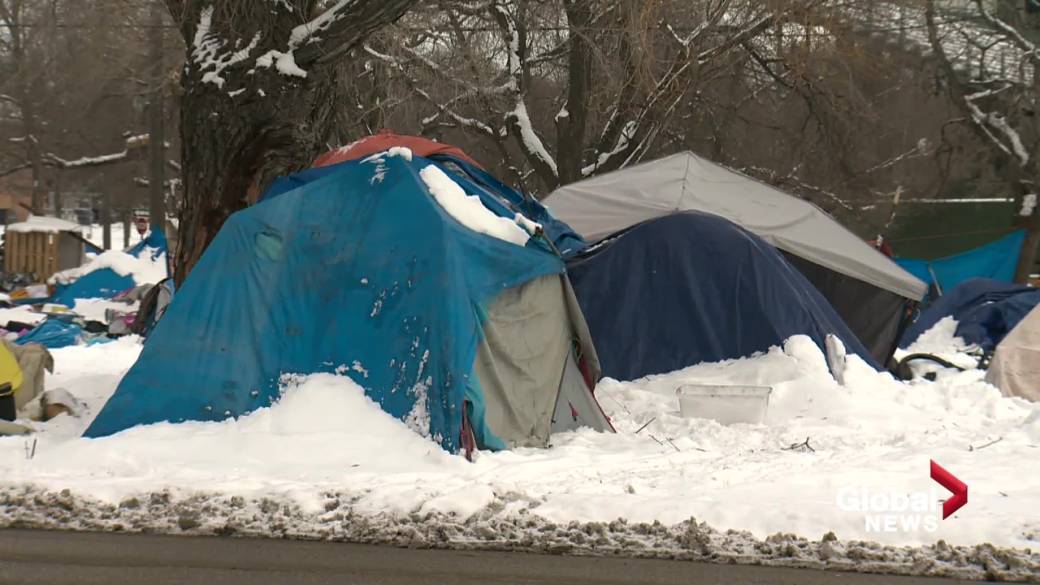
[899,278,1040,352]
[86,152,611,452]
[566,212,880,381]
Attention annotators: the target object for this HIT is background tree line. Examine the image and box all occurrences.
[2,0,1037,281]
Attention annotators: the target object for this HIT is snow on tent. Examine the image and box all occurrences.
[566,212,879,381]
[49,229,169,306]
[986,303,1040,402]
[261,133,587,256]
[899,278,1040,353]
[86,148,612,453]
[544,151,928,364]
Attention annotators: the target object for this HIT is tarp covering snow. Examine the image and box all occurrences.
[566,212,879,381]
[899,278,1040,352]
[544,151,927,301]
[895,230,1026,296]
[86,154,566,453]
[49,229,169,306]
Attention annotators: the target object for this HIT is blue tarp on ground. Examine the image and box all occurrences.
[86,154,565,452]
[566,212,880,381]
[50,229,169,307]
[895,230,1026,295]
[899,278,1040,351]
[15,319,82,349]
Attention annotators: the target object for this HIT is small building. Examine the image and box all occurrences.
[3,216,87,280]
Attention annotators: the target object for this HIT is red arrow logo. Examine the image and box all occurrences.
[931,460,968,519]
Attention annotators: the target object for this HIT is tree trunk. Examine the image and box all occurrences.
[168,0,415,286]
[174,69,341,285]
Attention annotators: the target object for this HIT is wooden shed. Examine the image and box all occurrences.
[3,216,86,281]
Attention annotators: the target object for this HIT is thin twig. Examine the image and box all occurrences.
[782,436,815,452]
[969,437,1003,451]
[634,417,656,435]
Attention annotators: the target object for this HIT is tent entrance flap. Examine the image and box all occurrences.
[552,349,611,434]
[473,274,610,448]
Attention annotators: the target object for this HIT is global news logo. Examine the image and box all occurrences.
[836,460,968,533]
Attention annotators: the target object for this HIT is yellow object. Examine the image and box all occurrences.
[0,344,24,394]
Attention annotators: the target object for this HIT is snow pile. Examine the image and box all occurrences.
[419,164,532,246]
[896,316,983,373]
[1,334,1038,578]
[48,250,167,287]
[5,215,83,234]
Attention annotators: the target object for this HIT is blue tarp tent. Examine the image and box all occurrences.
[895,230,1026,296]
[566,212,880,381]
[86,153,611,451]
[50,229,169,307]
[899,278,1040,351]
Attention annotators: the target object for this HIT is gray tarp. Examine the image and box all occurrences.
[986,304,1040,402]
[475,274,611,448]
[545,151,927,301]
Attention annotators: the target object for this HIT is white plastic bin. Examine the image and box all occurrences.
[676,384,772,425]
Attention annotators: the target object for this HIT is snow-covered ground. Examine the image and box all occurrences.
[0,326,1038,580]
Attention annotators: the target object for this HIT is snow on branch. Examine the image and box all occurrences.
[43,134,150,169]
[492,2,559,181]
[971,0,1039,64]
[363,44,497,137]
[186,0,411,89]
[924,0,1031,168]
[582,121,637,177]
[192,7,263,88]
[964,88,1029,165]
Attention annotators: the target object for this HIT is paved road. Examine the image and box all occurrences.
[0,529,983,585]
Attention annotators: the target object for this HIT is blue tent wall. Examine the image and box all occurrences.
[899,278,1040,351]
[51,229,169,306]
[566,212,879,381]
[86,155,564,452]
[895,230,1025,295]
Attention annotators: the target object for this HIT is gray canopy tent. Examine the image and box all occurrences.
[545,151,928,363]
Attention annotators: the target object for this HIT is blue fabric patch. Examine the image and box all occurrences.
[896,230,1025,295]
